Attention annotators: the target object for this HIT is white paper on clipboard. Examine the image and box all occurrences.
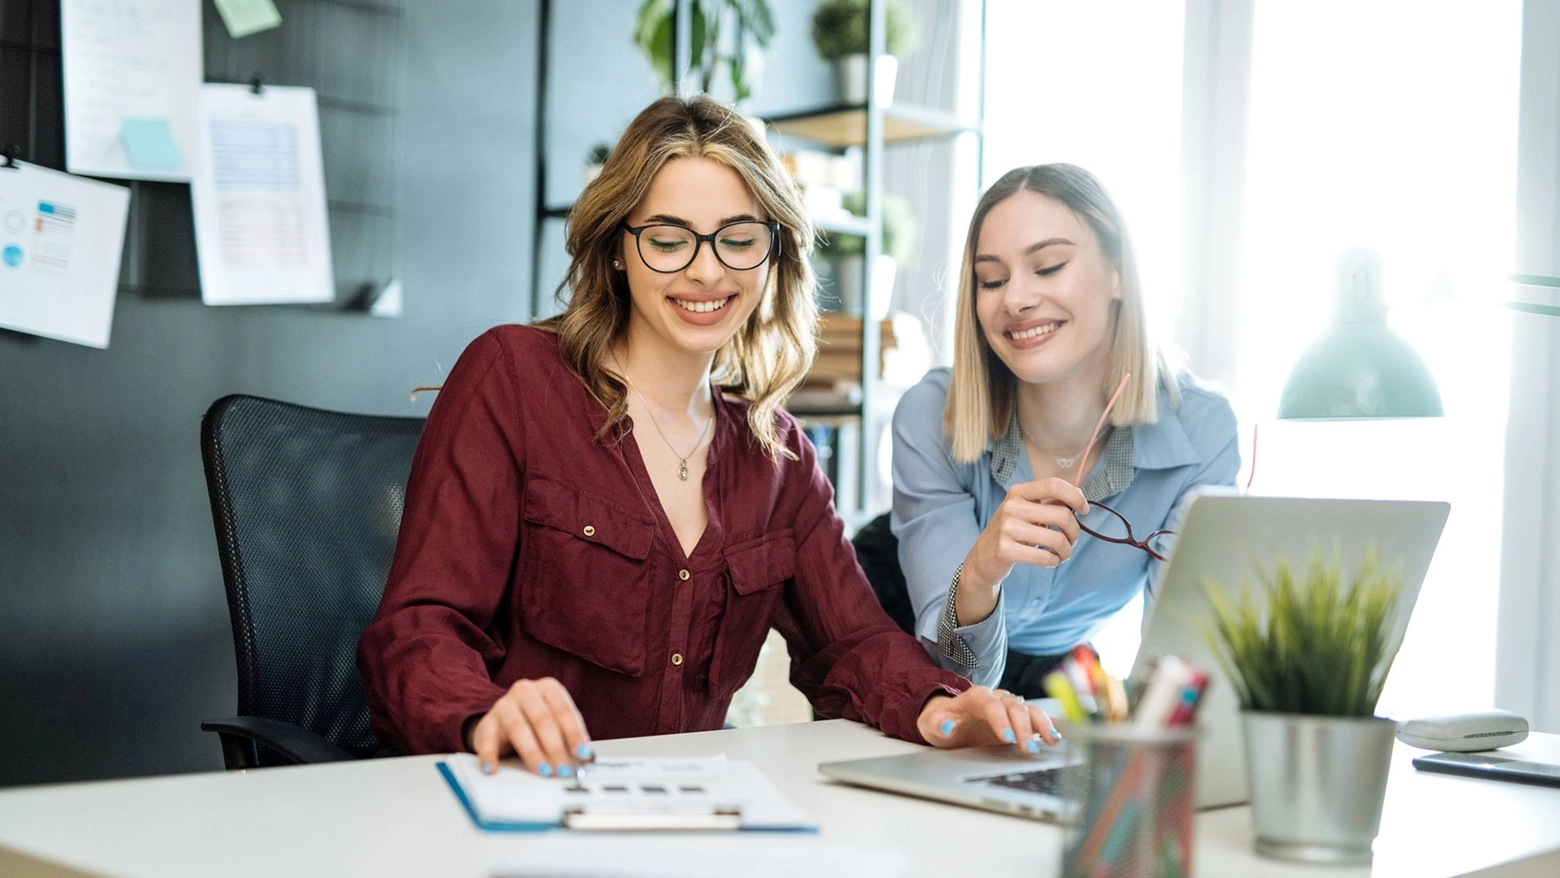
[61,0,202,181]
[0,162,130,349]
[191,84,335,306]
[440,753,817,832]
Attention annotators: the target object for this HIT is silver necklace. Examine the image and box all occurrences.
[613,353,713,481]
[1021,423,1103,471]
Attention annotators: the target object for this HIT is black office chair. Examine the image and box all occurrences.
[851,511,917,636]
[199,394,424,769]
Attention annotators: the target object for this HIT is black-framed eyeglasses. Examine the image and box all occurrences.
[1075,500,1176,563]
[621,220,781,274]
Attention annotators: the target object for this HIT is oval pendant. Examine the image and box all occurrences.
[678,461,689,481]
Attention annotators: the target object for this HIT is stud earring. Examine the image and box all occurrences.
[612,260,622,270]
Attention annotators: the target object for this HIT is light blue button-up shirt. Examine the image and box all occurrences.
[890,367,1239,687]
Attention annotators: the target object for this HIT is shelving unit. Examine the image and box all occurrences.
[765,102,979,148]
[762,0,986,516]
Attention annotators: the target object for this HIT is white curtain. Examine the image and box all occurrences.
[1497,0,1560,733]
[1174,0,1254,392]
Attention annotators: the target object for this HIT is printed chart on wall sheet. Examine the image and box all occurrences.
[191,84,335,306]
[0,163,131,348]
[61,0,203,182]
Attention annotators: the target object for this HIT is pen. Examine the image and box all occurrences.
[1133,655,1191,728]
[1164,671,1208,728]
[1103,673,1129,723]
[1043,670,1089,724]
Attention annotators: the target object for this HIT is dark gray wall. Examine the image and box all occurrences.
[0,0,538,785]
[0,0,942,787]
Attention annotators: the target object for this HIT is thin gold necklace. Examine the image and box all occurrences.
[612,352,714,481]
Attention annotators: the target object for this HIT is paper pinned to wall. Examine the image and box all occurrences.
[62,0,202,182]
[191,84,335,306]
[0,163,131,349]
[214,0,282,39]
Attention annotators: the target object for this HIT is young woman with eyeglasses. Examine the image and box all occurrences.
[891,164,1240,697]
[357,97,1062,778]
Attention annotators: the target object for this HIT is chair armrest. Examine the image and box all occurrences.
[201,716,356,769]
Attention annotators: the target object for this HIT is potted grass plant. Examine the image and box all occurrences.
[1202,545,1407,865]
[583,142,612,186]
[811,0,918,104]
[815,191,914,316]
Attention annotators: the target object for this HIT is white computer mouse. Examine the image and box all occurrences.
[1396,709,1529,751]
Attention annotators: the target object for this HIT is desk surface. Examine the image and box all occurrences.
[1,720,1558,878]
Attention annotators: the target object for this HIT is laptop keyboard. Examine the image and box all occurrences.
[971,766,1070,796]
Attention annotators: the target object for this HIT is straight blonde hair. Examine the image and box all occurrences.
[537,96,816,461]
[945,164,1179,462]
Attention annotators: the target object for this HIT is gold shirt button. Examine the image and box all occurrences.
[671,653,684,666]
[582,525,596,537]
[678,568,690,581]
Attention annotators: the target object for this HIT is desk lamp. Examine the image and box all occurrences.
[1278,248,1443,419]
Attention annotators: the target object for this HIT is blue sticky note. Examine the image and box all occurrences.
[120,118,184,171]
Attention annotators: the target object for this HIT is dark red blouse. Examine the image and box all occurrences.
[357,325,968,754]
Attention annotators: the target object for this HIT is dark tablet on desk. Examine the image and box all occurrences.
[1412,751,1560,789]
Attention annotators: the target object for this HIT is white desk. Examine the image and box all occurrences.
[1,720,1558,877]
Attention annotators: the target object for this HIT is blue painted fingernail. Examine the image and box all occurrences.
[576,744,594,761]
[481,762,494,775]
[537,762,553,777]
[939,719,956,736]
[1052,731,1065,743]
[1002,728,1016,743]
[1026,739,1040,754]
[557,764,574,778]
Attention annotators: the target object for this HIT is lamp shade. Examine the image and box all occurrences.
[1277,249,1443,420]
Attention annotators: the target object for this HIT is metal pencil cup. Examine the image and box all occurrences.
[1059,724,1200,878]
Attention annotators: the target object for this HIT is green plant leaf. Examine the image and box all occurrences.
[1201,543,1407,716]
[729,53,751,103]
[733,0,775,46]
[634,0,676,90]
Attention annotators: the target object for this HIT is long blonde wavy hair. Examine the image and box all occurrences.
[537,95,816,461]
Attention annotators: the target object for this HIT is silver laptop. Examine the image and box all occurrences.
[818,493,1450,820]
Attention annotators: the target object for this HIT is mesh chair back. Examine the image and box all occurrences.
[201,395,424,763]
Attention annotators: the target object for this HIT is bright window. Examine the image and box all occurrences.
[1236,0,1522,718]
[982,0,1188,340]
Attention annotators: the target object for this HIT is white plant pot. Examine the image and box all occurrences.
[1243,712,1398,864]
[869,253,896,321]
[833,54,897,105]
[827,253,896,320]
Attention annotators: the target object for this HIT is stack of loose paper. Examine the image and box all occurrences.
[440,753,815,832]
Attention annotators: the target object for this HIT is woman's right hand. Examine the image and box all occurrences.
[958,478,1088,623]
[467,677,594,777]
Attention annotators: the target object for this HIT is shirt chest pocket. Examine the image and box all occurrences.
[520,476,655,677]
[708,530,796,699]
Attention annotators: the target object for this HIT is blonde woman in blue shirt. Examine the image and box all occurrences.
[891,164,1239,707]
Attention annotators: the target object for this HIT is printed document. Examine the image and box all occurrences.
[0,163,131,348]
[441,753,816,832]
[62,0,202,181]
[191,84,334,305]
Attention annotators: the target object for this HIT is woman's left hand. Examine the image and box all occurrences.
[917,687,1063,753]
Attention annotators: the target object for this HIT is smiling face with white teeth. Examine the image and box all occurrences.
[972,190,1122,388]
[619,156,769,362]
